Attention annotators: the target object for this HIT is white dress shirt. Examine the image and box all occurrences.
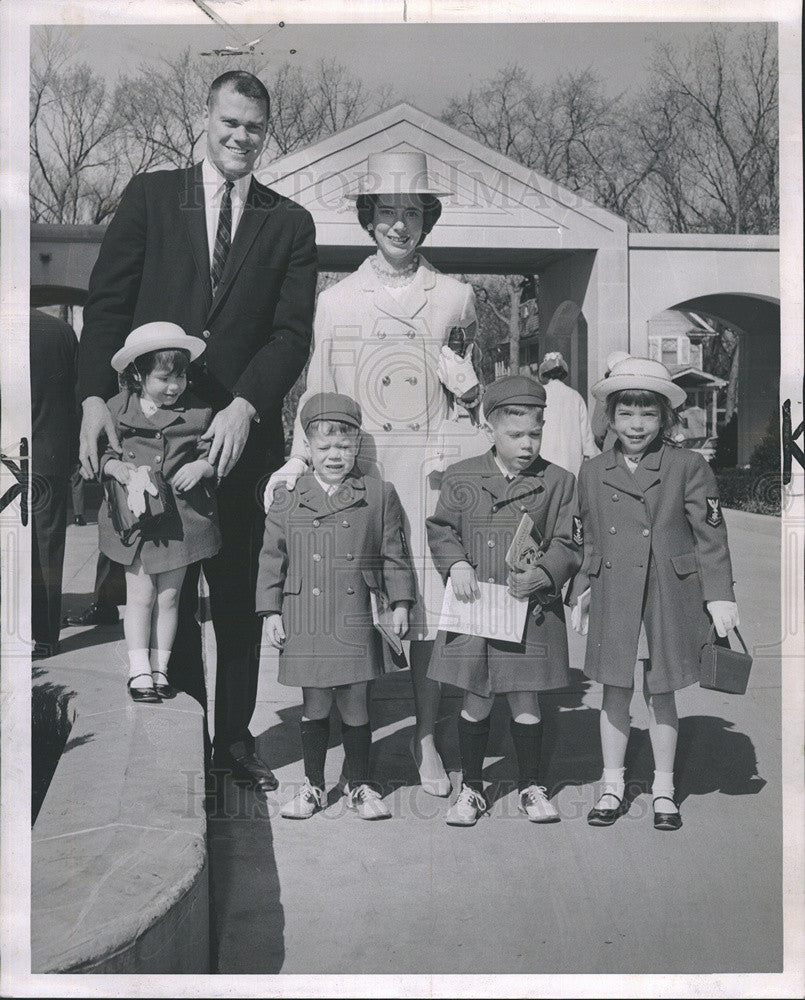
[201,159,252,267]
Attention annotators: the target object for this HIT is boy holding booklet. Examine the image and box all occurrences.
[426,375,582,826]
[257,392,415,820]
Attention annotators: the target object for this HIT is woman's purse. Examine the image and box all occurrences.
[103,467,174,545]
[699,625,752,695]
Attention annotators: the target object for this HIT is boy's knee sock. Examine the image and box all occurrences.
[341,721,371,786]
[510,718,543,792]
[457,714,491,795]
[300,717,329,791]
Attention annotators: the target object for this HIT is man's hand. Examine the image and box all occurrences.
[263,456,308,511]
[265,614,286,650]
[450,560,480,602]
[103,459,135,487]
[391,603,409,638]
[172,459,215,493]
[201,397,256,479]
[79,396,121,479]
[507,564,552,600]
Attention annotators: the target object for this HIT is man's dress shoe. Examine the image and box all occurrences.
[63,603,120,627]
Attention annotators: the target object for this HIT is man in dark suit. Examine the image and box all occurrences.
[76,71,317,791]
[30,308,79,658]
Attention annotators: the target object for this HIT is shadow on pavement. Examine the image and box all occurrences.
[206,778,285,974]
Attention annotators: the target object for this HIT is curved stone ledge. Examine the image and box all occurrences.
[32,661,209,973]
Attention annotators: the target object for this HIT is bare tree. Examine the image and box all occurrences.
[443,66,653,227]
[264,58,392,158]
[641,25,778,234]
[30,29,126,224]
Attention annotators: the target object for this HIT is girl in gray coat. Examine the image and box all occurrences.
[570,358,739,831]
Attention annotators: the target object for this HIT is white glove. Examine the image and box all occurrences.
[263,456,308,512]
[570,588,591,636]
[126,466,159,517]
[706,600,740,638]
[437,344,479,398]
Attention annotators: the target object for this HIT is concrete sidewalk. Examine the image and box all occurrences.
[57,509,783,975]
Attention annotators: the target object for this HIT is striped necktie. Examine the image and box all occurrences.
[210,179,234,293]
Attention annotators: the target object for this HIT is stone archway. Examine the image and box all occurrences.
[673,294,780,466]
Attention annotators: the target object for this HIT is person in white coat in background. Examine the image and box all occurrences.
[537,352,599,477]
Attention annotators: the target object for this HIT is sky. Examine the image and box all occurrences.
[40,20,760,113]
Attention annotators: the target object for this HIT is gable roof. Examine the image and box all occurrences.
[257,102,627,252]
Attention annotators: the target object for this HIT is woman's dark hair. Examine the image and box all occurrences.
[606,388,677,435]
[355,194,442,246]
[120,348,191,394]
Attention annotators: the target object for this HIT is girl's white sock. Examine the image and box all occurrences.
[128,648,152,684]
[149,648,171,679]
[652,770,676,802]
[601,767,626,800]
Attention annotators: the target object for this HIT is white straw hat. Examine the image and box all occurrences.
[591,356,687,409]
[605,350,631,373]
[345,151,452,199]
[111,322,206,373]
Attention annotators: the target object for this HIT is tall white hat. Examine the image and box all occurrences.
[345,151,452,199]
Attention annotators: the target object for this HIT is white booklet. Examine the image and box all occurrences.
[438,580,529,643]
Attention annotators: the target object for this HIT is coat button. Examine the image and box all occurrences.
[409,422,420,431]
[487,577,495,583]
[312,587,321,596]
[406,330,415,339]
[605,560,612,568]
[642,528,650,537]
[202,329,210,339]
[342,520,349,527]
[383,423,392,432]
[128,451,135,458]
[382,375,391,386]
[154,456,162,463]
[487,539,495,548]
[346,587,355,595]
[313,519,320,527]
[609,526,616,534]
[405,376,418,385]
[612,494,619,501]
[377,332,386,339]
[155,432,162,439]
[345,553,354,561]
[312,553,322,562]
[639,497,645,503]
[519,505,527,512]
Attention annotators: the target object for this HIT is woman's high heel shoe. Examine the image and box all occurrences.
[410,736,452,797]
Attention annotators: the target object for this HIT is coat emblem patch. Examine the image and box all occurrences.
[572,515,584,546]
[705,497,723,527]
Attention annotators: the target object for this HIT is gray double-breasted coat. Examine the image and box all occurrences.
[255,469,417,688]
[98,390,221,573]
[569,440,736,693]
[426,450,582,697]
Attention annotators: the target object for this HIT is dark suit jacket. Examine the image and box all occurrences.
[30,309,79,479]
[77,163,317,463]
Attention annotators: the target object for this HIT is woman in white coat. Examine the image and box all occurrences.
[264,151,486,795]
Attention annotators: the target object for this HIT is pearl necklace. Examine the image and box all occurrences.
[370,252,420,287]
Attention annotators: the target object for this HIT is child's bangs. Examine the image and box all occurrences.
[150,348,190,375]
[611,388,663,409]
